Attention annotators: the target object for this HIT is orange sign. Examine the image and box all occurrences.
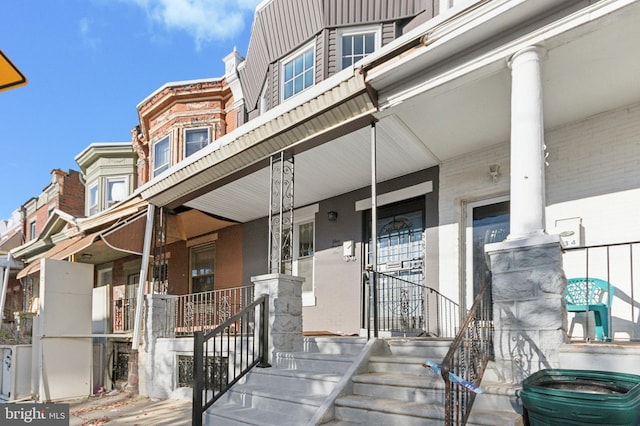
[0,50,27,92]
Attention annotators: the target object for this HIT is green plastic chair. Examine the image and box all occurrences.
[565,278,615,341]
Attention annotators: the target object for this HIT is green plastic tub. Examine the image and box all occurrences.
[521,369,640,425]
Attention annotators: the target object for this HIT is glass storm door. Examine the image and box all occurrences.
[467,199,510,307]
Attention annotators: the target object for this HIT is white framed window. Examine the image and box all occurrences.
[29,220,36,241]
[106,176,128,208]
[292,204,318,306]
[191,242,215,293]
[97,267,113,287]
[338,26,381,70]
[153,135,171,177]
[88,183,99,216]
[281,43,315,101]
[184,127,210,158]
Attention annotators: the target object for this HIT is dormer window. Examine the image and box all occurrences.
[153,135,171,177]
[282,44,315,101]
[338,26,381,70]
[185,127,210,157]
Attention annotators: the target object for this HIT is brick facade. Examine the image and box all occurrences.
[133,80,234,186]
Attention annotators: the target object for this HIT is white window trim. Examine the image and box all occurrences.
[259,80,269,114]
[190,242,216,293]
[97,266,113,287]
[29,221,36,240]
[183,126,211,158]
[280,41,316,102]
[88,182,99,216]
[292,204,319,307]
[337,25,382,71]
[105,176,129,209]
[153,135,171,177]
[355,181,433,211]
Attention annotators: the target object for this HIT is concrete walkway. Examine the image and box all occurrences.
[68,391,192,425]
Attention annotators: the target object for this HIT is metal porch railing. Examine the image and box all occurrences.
[563,241,640,342]
[166,286,254,337]
[440,279,493,425]
[192,294,270,426]
[113,296,136,333]
[365,270,461,338]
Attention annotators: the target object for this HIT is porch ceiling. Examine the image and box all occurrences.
[185,114,438,222]
[169,1,640,224]
[375,0,640,162]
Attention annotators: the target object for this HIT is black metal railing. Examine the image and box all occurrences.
[365,270,460,338]
[562,241,640,342]
[440,279,493,425]
[192,294,270,426]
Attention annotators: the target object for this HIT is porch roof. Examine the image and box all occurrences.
[138,69,377,220]
[137,0,640,223]
[16,231,101,279]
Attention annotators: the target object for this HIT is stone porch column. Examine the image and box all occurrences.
[485,46,566,384]
[252,274,304,364]
[137,293,173,397]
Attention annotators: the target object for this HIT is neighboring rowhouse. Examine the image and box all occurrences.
[7,55,245,400]
[0,169,84,339]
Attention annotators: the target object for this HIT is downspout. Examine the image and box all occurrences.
[132,204,155,350]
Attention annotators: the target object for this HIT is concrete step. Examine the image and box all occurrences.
[368,354,433,376]
[467,408,524,426]
[205,403,302,426]
[472,381,523,413]
[217,381,326,418]
[273,351,356,373]
[385,337,453,359]
[334,395,444,425]
[208,336,365,425]
[559,342,640,375]
[351,372,444,404]
[241,367,343,394]
[302,336,368,355]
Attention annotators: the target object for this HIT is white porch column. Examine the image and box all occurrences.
[508,46,546,240]
[485,46,566,384]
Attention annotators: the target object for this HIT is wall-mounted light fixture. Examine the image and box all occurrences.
[328,211,338,222]
[489,164,501,183]
[80,253,92,261]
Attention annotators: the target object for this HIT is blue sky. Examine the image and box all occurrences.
[0,0,260,220]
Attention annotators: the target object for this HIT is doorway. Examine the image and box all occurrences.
[366,197,426,333]
[465,197,510,308]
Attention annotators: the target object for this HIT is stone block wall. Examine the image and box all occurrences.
[487,240,567,383]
